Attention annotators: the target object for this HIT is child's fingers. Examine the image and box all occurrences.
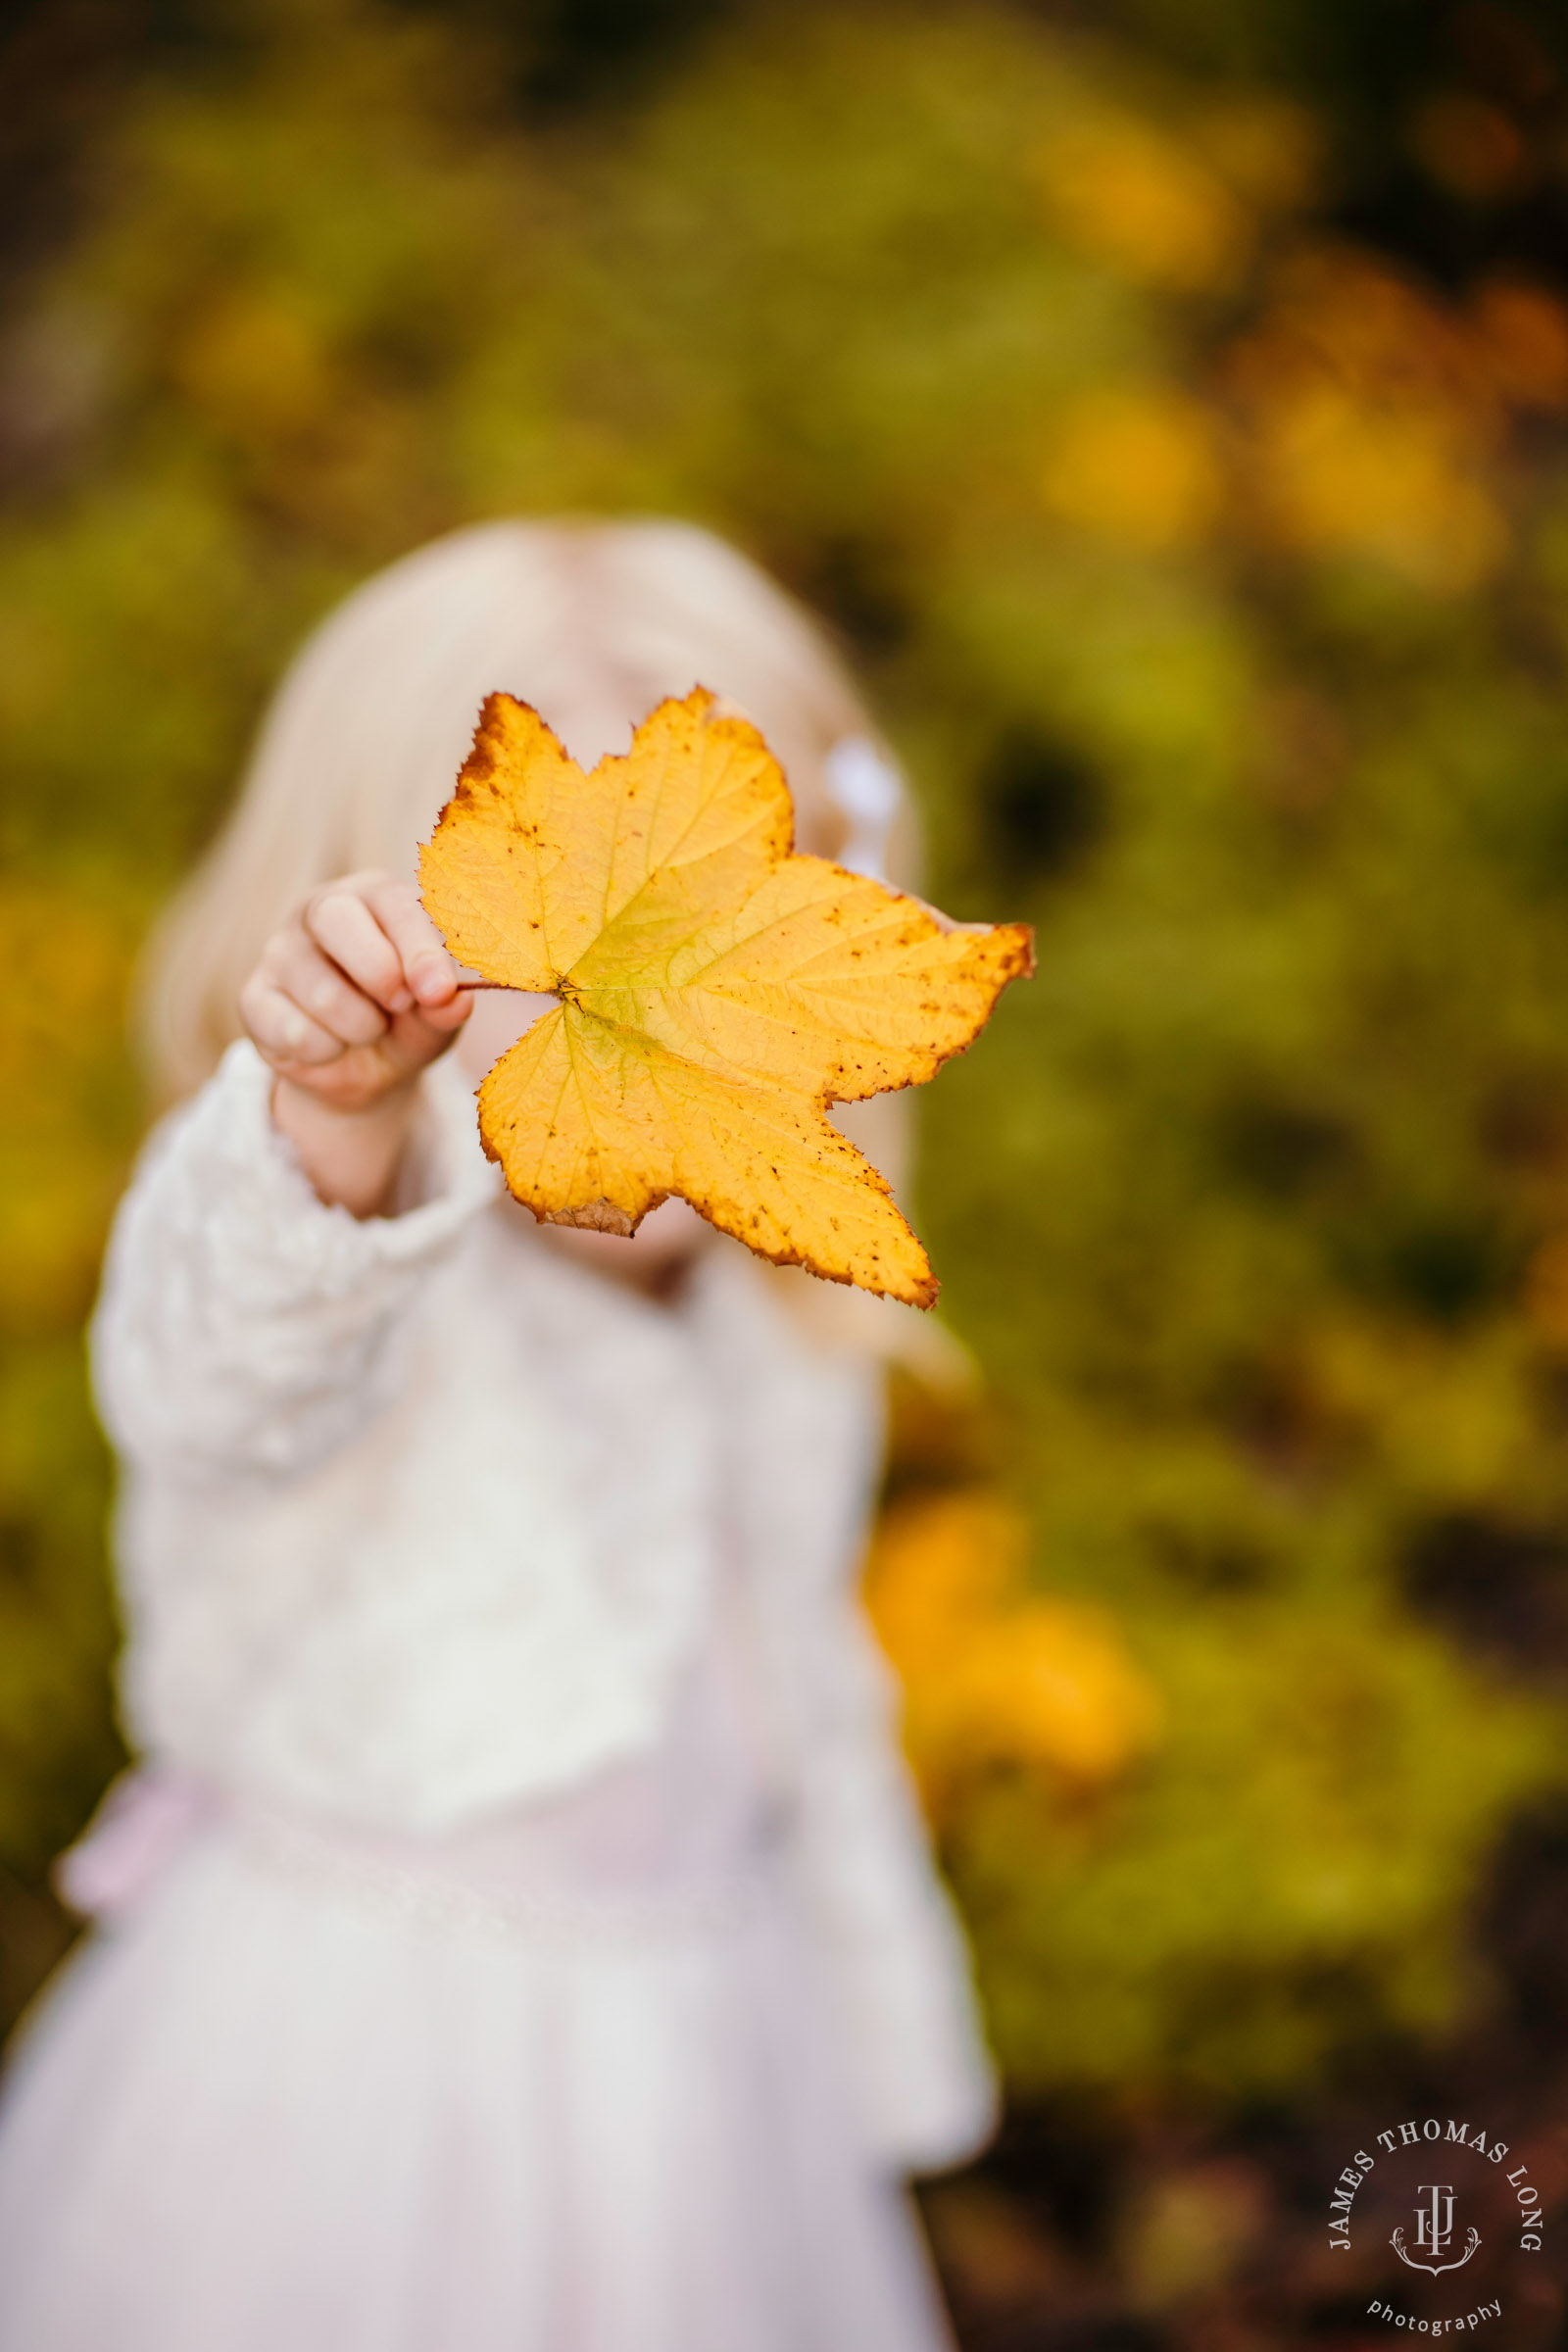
[358,875,461,1008]
[238,874,471,1103]
[304,884,416,1015]
[262,930,390,1049]
[239,973,346,1067]
[406,990,473,1038]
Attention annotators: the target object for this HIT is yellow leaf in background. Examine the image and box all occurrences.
[1036,115,1251,292]
[420,688,1033,1305]
[955,1609,1164,1781]
[1044,388,1225,552]
[1220,249,1514,593]
[865,1493,1163,1806]
[1250,384,1506,592]
[869,1492,1023,1667]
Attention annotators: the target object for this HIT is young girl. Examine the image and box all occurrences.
[0,519,995,2352]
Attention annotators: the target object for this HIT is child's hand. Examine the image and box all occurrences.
[241,871,471,1113]
[241,875,472,1212]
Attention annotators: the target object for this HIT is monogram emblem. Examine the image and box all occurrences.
[1391,2184,1481,2278]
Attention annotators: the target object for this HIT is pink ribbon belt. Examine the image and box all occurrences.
[54,1767,214,1922]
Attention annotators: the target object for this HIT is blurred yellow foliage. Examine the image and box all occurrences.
[1033,152,1544,593]
[1036,115,1251,292]
[1248,384,1506,590]
[1473,278,1568,409]
[173,294,337,443]
[865,1492,1162,1809]
[1231,250,1477,403]
[0,886,138,1332]
[0,1161,127,1333]
[0,886,131,1100]
[1043,388,1225,552]
[1193,98,1322,213]
[1524,1232,1568,1348]
[1226,250,1512,589]
[0,614,70,733]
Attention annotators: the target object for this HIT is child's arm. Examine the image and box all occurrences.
[91,874,494,1482]
[238,869,472,1217]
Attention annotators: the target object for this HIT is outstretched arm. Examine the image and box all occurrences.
[92,873,495,1482]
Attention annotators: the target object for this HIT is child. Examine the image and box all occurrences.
[0,519,995,2352]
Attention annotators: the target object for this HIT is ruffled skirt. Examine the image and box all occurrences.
[0,1811,953,2352]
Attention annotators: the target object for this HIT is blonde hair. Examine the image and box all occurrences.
[142,517,920,1104]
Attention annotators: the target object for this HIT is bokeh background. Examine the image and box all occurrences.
[6,0,1568,2342]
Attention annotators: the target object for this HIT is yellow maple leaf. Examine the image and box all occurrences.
[419,687,1033,1305]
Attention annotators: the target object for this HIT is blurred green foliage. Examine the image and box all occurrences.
[5,0,1568,2109]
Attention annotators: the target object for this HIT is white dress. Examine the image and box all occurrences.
[0,1045,995,2352]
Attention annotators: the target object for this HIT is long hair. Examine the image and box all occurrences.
[142,517,918,1104]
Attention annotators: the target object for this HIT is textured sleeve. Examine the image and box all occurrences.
[91,1042,499,1482]
[785,1584,1001,2177]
